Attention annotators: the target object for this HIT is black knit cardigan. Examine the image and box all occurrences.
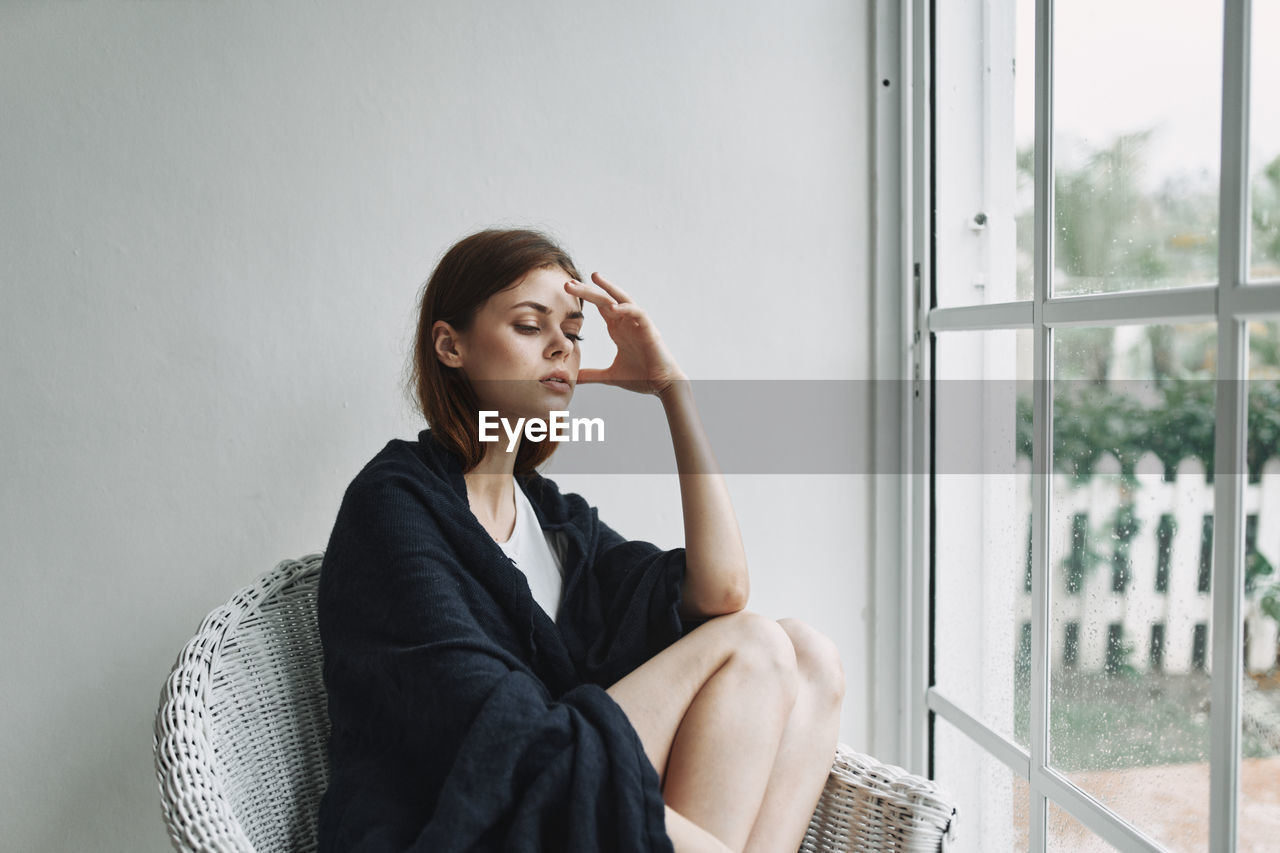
[316,428,689,852]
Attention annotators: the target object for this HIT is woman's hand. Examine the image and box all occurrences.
[569,272,748,617]
[565,273,687,397]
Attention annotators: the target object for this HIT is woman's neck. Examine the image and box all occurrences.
[463,440,519,523]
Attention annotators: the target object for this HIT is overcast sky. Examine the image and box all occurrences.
[1013,1,1277,191]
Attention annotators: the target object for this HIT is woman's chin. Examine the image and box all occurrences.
[535,386,574,410]
[507,399,571,423]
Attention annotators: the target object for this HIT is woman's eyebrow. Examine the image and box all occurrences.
[507,300,584,321]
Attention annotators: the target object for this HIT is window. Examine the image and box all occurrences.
[1063,621,1079,669]
[1110,505,1135,594]
[1150,623,1166,672]
[1244,513,1260,592]
[1199,514,1215,594]
[1155,514,1176,592]
[1066,512,1088,594]
[1104,623,1126,675]
[902,0,1280,850]
[1193,622,1210,672]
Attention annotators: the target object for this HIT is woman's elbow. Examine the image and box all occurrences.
[682,565,750,616]
[721,592,748,615]
[716,573,750,614]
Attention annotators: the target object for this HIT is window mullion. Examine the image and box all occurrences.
[871,0,909,770]
[1208,2,1252,851]
[1231,280,1280,317]
[1028,1,1054,851]
[907,0,934,779]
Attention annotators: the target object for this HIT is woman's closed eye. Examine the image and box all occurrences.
[515,324,584,342]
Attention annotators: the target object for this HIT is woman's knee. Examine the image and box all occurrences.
[776,618,846,709]
[716,611,800,701]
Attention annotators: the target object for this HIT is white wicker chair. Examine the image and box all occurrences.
[154,554,956,852]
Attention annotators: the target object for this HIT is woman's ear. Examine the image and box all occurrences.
[432,320,465,368]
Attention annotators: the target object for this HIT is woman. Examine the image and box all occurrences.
[317,228,844,853]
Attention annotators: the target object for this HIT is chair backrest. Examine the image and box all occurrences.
[154,553,331,853]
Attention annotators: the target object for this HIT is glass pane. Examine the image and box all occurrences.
[1013,0,1035,301]
[1049,323,1217,852]
[1046,801,1121,852]
[934,715,1027,852]
[1052,2,1222,296]
[934,330,1033,745]
[1242,319,1280,849]
[935,0,1035,306]
[1249,1,1280,281]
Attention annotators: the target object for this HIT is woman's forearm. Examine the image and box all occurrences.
[658,379,749,616]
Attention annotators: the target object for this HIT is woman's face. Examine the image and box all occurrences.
[440,265,583,421]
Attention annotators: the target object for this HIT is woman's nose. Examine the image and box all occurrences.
[547,329,574,357]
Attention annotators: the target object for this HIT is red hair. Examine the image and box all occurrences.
[406,228,584,475]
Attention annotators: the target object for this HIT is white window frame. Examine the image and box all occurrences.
[873,0,1280,850]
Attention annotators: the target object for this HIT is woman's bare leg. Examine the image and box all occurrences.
[663,805,734,853]
[742,618,846,853]
[658,621,801,848]
[606,610,799,851]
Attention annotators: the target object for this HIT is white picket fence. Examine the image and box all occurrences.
[1016,454,1280,675]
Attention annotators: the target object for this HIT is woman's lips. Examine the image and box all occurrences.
[539,378,572,394]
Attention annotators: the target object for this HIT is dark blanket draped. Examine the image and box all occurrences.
[316,428,689,852]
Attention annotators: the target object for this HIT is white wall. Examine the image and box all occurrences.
[0,2,873,849]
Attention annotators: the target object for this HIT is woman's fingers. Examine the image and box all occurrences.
[564,278,618,312]
[611,302,648,328]
[565,274,638,321]
[566,273,675,394]
[590,271,633,304]
[574,366,609,385]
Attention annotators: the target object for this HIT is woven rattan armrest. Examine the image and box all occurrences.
[801,742,957,853]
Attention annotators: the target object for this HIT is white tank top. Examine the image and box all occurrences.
[495,478,565,622]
